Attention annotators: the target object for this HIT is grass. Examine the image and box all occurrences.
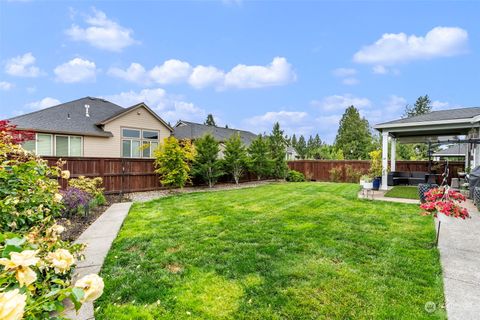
[384,186,419,200]
[96,182,445,319]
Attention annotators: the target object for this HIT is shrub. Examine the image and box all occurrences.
[345,165,365,183]
[154,137,194,189]
[286,170,306,182]
[369,150,383,178]
[0,125,104,318]
[247,135,272,180]
[60,187,92,217]
[329,166,343,182]
[69,176,106,206]
[223,133,248,184]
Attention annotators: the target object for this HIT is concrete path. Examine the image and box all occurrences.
[437,200,480,320]
[64,202,132,320]
[357,189,420,204]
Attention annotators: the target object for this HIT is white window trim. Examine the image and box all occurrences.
[121,127,160,158]
[54,135,83,157]
[35,133,53,156]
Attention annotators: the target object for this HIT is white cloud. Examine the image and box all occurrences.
[103,88,207,124]
[431,100,451,110]
[354,26,468,66]
[54,58,97,83]
[26,97,61,110]
[109,56,296,90]
[65,8,138,52]
[108,63,147,84]
[342,78,359,85]
[188,65,225,89]
[384,95,407,113]
[243,110,308,135]
[5,52,41,77]
[311,94,371,112]
[372,65,388,74]
[0,81,13,90]
[149,59,192,85]
[224,57,296,89]
[332,68,356,77]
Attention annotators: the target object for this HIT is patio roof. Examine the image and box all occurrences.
[374,107,480,143]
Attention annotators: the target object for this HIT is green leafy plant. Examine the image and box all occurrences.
[286,170,306,182]
[345,165,365,183]
[154,137,194,189]
[69,176,106,206]
[192,133,223,188]
[329,166,343,182]
[247,135,272,180]
[368,150,383,178]
[223,133,248,184]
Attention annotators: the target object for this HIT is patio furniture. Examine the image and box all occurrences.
[388,171,428,186]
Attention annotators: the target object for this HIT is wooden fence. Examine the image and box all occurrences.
[287,160,465,184]
[44,157,160,194]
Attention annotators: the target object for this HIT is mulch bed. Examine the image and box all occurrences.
[58,194,129,241]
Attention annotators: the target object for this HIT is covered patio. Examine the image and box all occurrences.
[374,107,480,190]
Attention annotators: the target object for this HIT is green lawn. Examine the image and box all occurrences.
[96,183,444,319]
[384,186,419,200]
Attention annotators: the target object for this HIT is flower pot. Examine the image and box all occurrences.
[372,178,381,190]
[363,182,373,189]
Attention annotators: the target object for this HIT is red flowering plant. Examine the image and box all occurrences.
[420,186,470,220]
[0,119,35,144]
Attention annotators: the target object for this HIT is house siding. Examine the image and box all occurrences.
[84,106,171,157]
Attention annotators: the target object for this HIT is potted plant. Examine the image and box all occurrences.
[368,150,383,190]
[360,175,373,189]
[420,186,470,245]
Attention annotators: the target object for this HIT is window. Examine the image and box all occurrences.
[55,135,83,156]
[121,128,159,158]
[37,134,53,156]
[22,139,36,153]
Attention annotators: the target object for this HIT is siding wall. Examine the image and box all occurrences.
[83,106,171,157]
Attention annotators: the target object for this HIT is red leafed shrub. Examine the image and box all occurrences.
[0,119,35,144]
[420,187,470,219]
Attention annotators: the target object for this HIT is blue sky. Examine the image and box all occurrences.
[1,1,479,142]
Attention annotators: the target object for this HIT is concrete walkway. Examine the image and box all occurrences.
[64,202,132,320]
[438,200,480,320]
[358,189,420,204]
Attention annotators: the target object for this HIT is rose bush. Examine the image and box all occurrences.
[0,123,104,319]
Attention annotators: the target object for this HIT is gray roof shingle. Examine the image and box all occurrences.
[8,97,124,137]
[173,120,258,145]
[376,107,480,127]
[433,144,467,156]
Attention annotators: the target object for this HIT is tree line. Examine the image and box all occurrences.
[290,94,434,161]
[154,122,289,189]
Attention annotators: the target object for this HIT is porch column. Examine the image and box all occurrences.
[390,137,396,172]
[381,131,389,190]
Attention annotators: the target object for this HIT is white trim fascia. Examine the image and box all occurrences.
[374,117,479,130]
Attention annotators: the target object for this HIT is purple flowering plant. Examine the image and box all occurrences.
[60,187,92,217]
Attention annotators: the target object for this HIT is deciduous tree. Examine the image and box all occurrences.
[223,133,247,184]
[248,135,271,180]
[192,133,222,188]
[154,137,194,189]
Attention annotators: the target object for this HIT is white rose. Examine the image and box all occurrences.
[46,249,75,274]
[0,289,26,320]
[54,193,63,202]
[61,170,70,179]
[74,274,104,302]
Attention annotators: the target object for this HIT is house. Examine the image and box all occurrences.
[433,144,467,161]
[173,120,258,156]
[8,96,173,158]
[374,106,480,189]
[286,146,298,160]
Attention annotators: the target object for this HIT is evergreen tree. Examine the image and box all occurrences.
[248,135,272,180]
[223,133,248,184]
[192,133,222,188]
[291,134,297,149]
[404,95,432,118]
[204,114,217,126]
[334,106,373,160]
[154,137,194,189]
[268,122,289,179]
[313,134,322,148]
[402,95,433,159]
[295,135,308,159]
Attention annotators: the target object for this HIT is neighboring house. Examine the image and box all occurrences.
[286,146,298,160]
[173,120,258,157]
[432,144,467,161]
[8,96,172,158]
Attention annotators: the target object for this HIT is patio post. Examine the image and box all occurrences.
[390,137,396,172]
[381,131,389,190]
